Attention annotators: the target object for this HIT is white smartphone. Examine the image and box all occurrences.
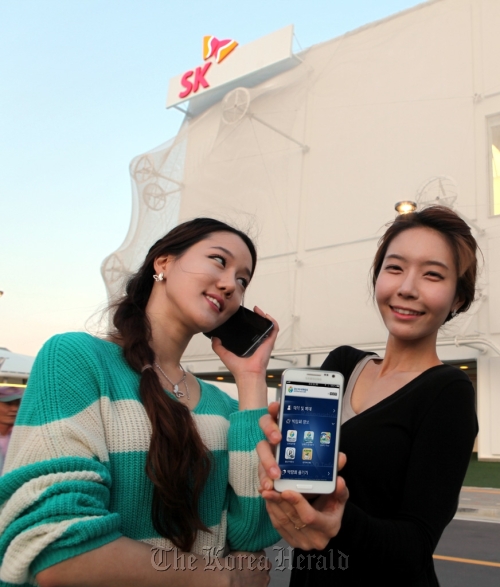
[274,368,344,494]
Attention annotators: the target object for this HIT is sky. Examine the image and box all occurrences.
[1,0,425,357]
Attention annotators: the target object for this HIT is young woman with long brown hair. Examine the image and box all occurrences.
[0,218,279,587]
[258,206,479,586]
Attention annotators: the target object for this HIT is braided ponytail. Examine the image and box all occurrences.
[111,218,257,551]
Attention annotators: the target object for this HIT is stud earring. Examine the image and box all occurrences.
[153,272,164,282]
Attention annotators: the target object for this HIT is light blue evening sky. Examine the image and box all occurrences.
[1,0,424,356]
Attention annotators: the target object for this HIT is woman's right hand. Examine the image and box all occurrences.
[258,401,283,483]
[225,551,271,587]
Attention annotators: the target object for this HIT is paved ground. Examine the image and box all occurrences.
[433,487,500,586]
[455,486,500,523]
[266,540,292,587]
[434,519,500,586]
[265,487,500,586]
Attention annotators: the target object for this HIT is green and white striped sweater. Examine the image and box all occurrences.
[0,333,279,586]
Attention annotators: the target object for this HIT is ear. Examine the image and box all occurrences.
[452,293,465,314]
[153,255,173,276]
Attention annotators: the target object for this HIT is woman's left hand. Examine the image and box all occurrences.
[211,307,279,409]
[258,462,349,551]
[257,402,349,549]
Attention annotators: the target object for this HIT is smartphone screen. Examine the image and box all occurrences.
[277,378,341,483]
[203,306,274,357]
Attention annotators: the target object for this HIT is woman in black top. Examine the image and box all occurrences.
[258,206,479,586]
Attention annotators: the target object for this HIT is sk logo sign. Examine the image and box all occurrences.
[202,36,238,63]
[179,36,238,99]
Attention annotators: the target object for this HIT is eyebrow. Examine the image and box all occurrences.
[209,246,252,278]
[385,253,450,270]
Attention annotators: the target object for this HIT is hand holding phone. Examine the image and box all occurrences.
[274,369,344,494]
[257,403,349,548]
[207,307,278,410]
[204,306,274,357]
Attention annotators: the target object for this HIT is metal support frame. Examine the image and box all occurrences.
[173,105,193,119]
[149,173,184,188]
[249,113,309,153]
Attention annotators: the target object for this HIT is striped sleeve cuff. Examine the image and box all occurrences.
[227,408,268,498]
[227,407,267,451]
[0,458,122,585]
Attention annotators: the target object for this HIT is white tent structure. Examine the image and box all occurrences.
[0,348,34,386]
[102,0,500,461]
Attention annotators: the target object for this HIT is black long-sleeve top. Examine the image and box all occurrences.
[290,346,478,586]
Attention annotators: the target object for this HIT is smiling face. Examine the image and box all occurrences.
[151,231,254,335]
[375,227,462,345]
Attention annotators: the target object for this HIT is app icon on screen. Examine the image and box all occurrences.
[303,431,314,443]
[285,447,296,460]
[320,432,331,445]
[287,430,297,442]
[302,448,313,461]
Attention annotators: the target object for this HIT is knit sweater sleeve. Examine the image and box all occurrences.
[0,334,122,587]
[226,406,281,551]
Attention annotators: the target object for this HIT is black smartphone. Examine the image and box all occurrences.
[203,306,274,357]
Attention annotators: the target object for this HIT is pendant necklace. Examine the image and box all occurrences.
[154,362,190,400]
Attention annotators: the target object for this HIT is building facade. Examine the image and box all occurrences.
[103,0,500,461]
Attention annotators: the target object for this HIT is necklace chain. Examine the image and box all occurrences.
[154,362,190,401]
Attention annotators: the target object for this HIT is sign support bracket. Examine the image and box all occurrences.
[249,113,309,152]
[173,105,193,118]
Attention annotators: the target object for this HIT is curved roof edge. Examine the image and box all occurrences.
[0,349,35,378]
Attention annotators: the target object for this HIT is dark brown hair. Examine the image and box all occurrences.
[372,206,478,322]
[111,218,257,550]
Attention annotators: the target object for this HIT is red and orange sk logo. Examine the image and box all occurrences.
[203,36,238,63]
[179,36,238,99]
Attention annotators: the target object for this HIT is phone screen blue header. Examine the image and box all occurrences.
[278,388,340,482]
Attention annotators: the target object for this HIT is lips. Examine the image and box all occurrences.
[390,306,424,316]
[205,293,224,312]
